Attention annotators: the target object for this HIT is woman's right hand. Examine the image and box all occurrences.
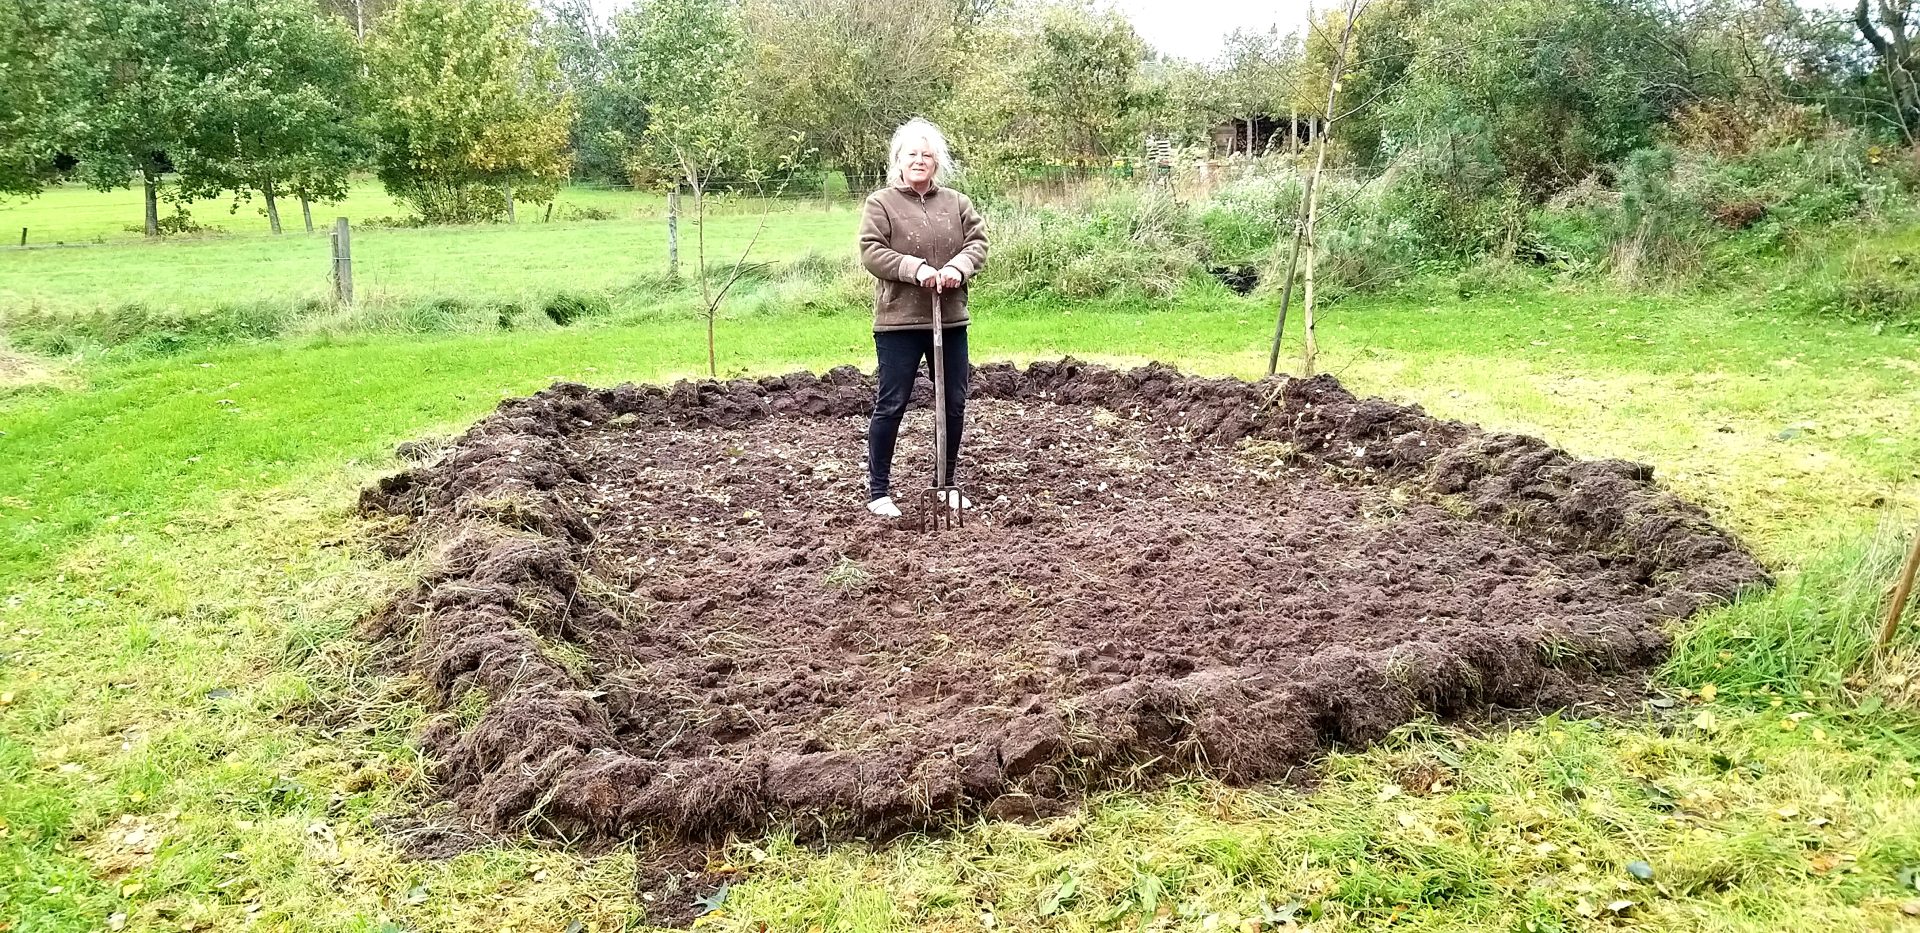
[914,262,938,287]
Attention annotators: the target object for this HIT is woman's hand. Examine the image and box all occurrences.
[936,266,964,291]
[914,262,938,287]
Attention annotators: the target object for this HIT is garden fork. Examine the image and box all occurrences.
[921,289,965,531]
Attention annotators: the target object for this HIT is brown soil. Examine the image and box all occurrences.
[360,361,1767,844]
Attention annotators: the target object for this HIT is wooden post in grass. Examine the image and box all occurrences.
[18,227,24,247]
[1876,522,1920,663]
[667,187,681,278]
[331,217,354,306]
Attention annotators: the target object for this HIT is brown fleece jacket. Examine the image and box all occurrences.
[857,185,989,332]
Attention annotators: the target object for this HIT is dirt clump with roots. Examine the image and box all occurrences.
[360,360,1766,843]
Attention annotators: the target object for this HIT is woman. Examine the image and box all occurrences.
[857,118,988,518]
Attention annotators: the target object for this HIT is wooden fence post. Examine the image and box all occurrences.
[331,217,354,306]
[18,227,24,247]
[667,187,680,278]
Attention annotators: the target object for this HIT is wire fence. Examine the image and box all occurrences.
[0,156,1341,318]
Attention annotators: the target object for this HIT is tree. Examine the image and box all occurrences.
[540,0,646,183]
[936,6,1052,168]
[1854,0,1920,140]
[1270,0,1367,378]
[1362,0,1692,194]
[367,0,574,224]
[0,0,57,196]
[186,0,368,234]
[1213,27,1299,155]
[1023,4,1150,162]
[318,0,396,41]
[41,0,223,235]
[613,0,767,376]
[740,0,961,180]
[1138,56,1221,150]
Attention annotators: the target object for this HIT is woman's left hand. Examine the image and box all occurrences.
[936,266,964,291]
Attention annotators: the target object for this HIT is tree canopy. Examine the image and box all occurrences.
[367,0,573,222]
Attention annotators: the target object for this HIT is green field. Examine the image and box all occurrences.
[0,182,862,313]
[3,200,1920,931]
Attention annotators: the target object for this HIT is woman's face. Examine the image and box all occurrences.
[902,139,938,187]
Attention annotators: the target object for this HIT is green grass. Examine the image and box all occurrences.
[0,178,811,245]
[0,180,862,313]
[4,229,1920,929]
[0,178,419,244]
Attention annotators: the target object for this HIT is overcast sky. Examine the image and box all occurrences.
[584,0,1863,65]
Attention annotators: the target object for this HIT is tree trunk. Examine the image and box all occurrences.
[300,192,314,233]
[142,170,160,237]
[505,181,516,223]
[1290,103,1300,154]
[1266,189,1313,377]
[667,187,681,278]
[264,179,282,235]
[1301,0,1365,377]
[696,178,714,378]
[1856,0,1920,139]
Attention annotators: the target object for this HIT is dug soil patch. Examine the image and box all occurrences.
[361,361,1766,841]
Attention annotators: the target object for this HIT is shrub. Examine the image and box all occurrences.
[1196,174,1300,265]
[1784,248,1920,325]
[543,292,606,326]
[779,250,850,283]
[122,206,219,237]
[554,204,617,222]
[985,188,1205,301]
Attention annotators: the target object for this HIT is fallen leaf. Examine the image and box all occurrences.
[1626,860,1655,881]
[1699,683,1717,702]
[693,883,730,916]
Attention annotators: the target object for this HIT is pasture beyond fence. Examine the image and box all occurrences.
[0,160,1299,317]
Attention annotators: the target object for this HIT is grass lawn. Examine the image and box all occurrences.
[3,236,1920,928]
[0,181,862,313]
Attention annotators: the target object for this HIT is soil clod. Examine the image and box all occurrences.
[360,361,1768,843]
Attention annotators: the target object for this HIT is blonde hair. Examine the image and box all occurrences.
[886,118,956,188]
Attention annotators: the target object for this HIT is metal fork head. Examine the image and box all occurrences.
[920,485,966,532]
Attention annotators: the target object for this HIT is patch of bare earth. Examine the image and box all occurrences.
[360,361,1767,844]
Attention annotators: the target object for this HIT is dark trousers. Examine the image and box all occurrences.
[868,326,968,500]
